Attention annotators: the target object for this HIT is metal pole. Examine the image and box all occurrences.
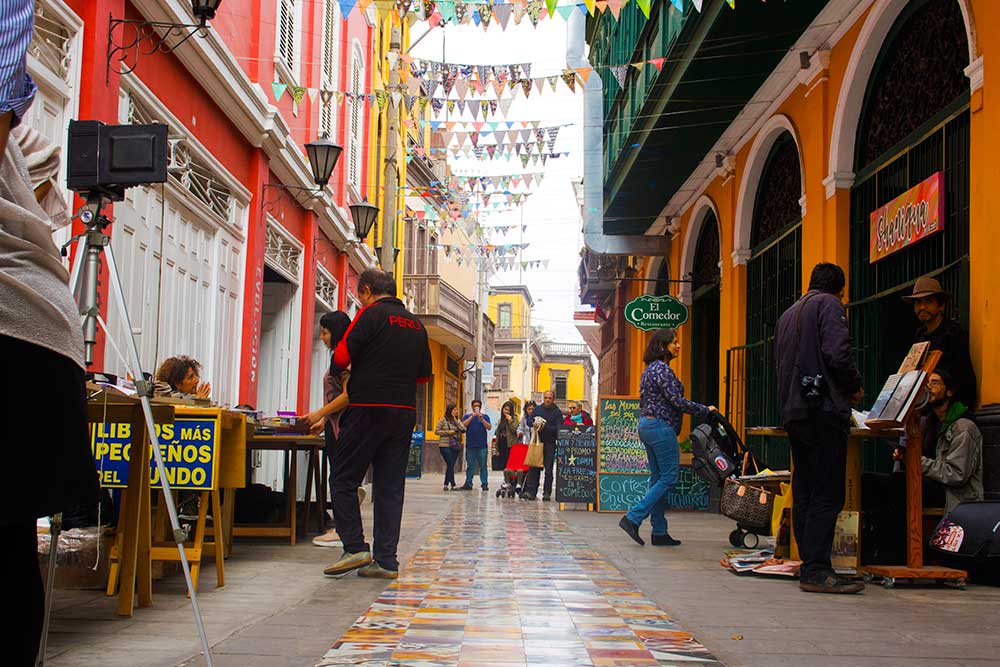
[380,22,401,274]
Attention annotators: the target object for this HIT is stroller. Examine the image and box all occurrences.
[689,412,774,549]
[497,442,529,498]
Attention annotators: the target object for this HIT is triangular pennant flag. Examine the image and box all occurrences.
[307,87,319,103]
[595,0,607,13]
[499,96,513,115]
[649,57,666,72]
[636,0,651,18]
[375,89,389,111]
[386,51,399,71]
[520,79,532,97]
[556,4,575,19]
[561,69,576,92]
[607,0,622,19]
[726,0,734,7]
[321,89,334,105]
[548,76,559,92]
[291,85,308,105]
[391,91,402,106]
[494,0,512,27]
[545,0,557,18]
[574,67,592,83]
[271,81,288,101]
[610,65,627,89]
[480,5,492,28]
[669,0,683,10]
[339,0,357,18]
[534,78,544,94]
[438,0,456,22]
[692,0,703,9]
[584,0,596,15]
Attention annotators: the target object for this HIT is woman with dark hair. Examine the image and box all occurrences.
[301,311,353,547]
[154,355,211,398]
[517,400,537,442]
[434,404,465,491]
[619,328,716,547]
[493,400,518,471]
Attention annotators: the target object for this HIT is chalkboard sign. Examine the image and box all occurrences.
[406,431,424,479]
[596,466,710,512]
[555,426,597,504]
[667,466,710,511]
[597,473,648,512]
[597,397,650,475]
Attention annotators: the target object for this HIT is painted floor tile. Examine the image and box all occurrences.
[316,496,721,667]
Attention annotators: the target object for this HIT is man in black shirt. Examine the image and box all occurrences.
[904,276,977,409]
[521,390,563,500]
[323,270,432,579]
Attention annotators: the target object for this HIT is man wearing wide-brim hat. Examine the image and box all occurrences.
[904,275,978,410]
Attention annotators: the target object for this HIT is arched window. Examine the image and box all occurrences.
[848,0,971,411]
[348,44,365,188]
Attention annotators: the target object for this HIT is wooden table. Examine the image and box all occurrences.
[747,424,966,586]
[86,386,174,617]
[235,432,325,545]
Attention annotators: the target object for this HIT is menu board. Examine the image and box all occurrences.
[597,473,648,512]
[406,431,424,479]
[555,426,597,504]
[597,397,650,475]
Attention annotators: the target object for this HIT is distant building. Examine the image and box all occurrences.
[486,286,541,411]
[535,342,595,413]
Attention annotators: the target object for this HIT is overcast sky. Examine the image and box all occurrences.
[409,14,588,345]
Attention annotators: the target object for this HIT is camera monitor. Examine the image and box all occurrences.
[67,120,168,202]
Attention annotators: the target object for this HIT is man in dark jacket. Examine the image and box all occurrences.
[775,263,864,594]
[522,390,563,500]
[904,276,978,410]
[323,269,432,579]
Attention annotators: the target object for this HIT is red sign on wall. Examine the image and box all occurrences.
[869,172,944,263]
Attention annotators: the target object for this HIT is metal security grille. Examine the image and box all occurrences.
[847,0,971,473]
[735,132,802,469]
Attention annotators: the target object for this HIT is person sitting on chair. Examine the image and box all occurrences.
[918,369,983,513]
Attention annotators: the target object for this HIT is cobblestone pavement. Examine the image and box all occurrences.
[317,492,721,667]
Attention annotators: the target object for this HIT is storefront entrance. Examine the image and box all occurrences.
[847,0,971,470]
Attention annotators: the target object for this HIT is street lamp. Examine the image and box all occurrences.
[107,0,224,82]
[349,199,379,242]
[305,134,343,188]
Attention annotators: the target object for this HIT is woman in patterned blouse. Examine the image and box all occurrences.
[619,328,716,547]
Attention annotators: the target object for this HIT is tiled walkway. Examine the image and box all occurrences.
[317,493,723,667]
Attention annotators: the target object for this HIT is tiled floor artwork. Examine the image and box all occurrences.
[317,495,723,667]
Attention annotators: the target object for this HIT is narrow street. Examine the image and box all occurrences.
[44,476,1000,667]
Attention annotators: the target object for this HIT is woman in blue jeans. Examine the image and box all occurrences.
[620,328,716,546]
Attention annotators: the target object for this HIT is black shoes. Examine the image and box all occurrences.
[651,533,681,546]
[542,494,551,502]
[482,485,489,491]
[459,484,474,491]
[520,492,536,500]
[799,573,865,594]
[619,516,645,546]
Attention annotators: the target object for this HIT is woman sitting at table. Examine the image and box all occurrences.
[154,355,211,399]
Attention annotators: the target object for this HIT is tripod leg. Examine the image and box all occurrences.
[100,241,213,664]
[36,514,62,667]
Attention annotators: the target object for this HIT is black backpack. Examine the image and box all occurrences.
[690,421,737,487]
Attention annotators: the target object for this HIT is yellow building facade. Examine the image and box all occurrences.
[583,0,997,471]
[486,286,541,410]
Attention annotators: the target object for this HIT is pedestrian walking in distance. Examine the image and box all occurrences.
[775,263,865,594]
[459,400,492,491]
[323,270,432,579]
[434,404,465,491]
[620,328,715,547]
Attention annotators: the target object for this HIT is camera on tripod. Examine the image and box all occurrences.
[67,119,169,204]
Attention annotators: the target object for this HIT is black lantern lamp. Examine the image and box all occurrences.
[305,134,343,188]
[106,0,224,82]
[349,200,379,242]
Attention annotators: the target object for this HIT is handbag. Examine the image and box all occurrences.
[720,453,774,534]
[523,426,545,469]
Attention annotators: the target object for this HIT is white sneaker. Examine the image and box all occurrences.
[312,529,343,547]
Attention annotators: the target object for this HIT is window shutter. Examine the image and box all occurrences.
[320,0,338,136]
[348,53,363,186]
[277,0,296,74]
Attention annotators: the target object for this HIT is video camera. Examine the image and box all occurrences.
[67,120,169,203]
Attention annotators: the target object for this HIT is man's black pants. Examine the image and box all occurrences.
[523,439,556,496]
[786,418,847,581]
[331,406,416,570]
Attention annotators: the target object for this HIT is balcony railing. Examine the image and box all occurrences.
[404,275,495,360]
[495,326,537,340]
[541,343,591,358]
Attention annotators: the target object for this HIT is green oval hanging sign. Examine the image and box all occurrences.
[624,294,689,331]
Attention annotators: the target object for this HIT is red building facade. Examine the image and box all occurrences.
[29,0,377,416]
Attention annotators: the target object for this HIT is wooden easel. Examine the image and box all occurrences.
[864,350,968,589]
